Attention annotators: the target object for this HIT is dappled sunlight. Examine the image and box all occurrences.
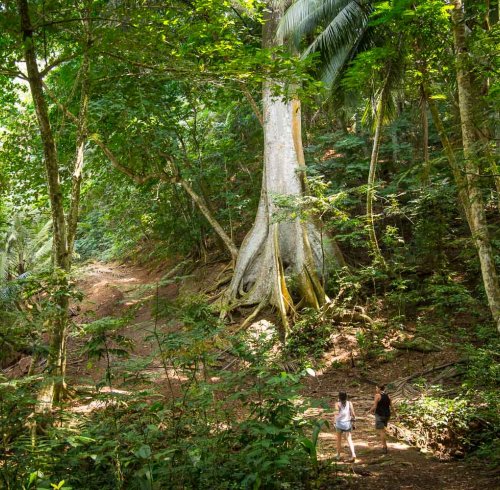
[71,399,110,414]
[69,387,132,414]
[390,442,411,451]
[318,431,335,440]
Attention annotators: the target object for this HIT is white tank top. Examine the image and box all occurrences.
[337,401,351,424]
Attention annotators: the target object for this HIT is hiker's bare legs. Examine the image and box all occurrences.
[378,428,387,451]
[336,431,342,458]
[346,432,356,459]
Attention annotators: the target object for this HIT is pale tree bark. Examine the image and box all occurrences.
[452,0,500,332]
[222,3,330,337]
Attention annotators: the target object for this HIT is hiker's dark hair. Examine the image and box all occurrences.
[377,384,386,391]
[338,391,348,407]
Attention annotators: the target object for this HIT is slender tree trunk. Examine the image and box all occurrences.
[179,179,238,261]
[420,86,431,186]
[425,89,472,225]
[67,19,91,261]
[19,0,70,408]
[19,0,68,272]
[222,2,330,337]
[367,93,385,265]
[452,0,500,331]
[391,127,399,166]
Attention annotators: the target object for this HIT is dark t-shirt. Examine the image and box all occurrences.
[375,392,391,418]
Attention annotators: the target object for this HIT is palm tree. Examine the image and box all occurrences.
[277,0,372,85]
[0,214,52,305]
[0,215,52,281]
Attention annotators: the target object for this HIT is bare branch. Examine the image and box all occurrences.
[40,53,78,78]
[241,85,263,127]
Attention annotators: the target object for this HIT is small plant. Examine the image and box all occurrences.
[79,316,134,389]
[284,309,335,367]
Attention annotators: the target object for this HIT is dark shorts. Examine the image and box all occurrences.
[375,414,390,429]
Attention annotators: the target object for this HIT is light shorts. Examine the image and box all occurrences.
[375,414,390,429]
[335,426,352,433]
[335,422,352,433]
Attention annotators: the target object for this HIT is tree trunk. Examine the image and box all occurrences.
[367,93,386,265]
[222,3,330,337]
[67,17,91,261]
[425,88,472,225]
[452,0,500,331]
[179,179,239,262]
[420,86,431,186]
[19,0,70,408]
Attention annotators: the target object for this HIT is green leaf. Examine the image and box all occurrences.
[135,444,152,459]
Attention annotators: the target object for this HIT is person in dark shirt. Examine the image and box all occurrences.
[369,384,396,454]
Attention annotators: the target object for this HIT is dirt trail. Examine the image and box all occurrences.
[68,261,180,384]
[70,261,495,490]
[302,371,492,489]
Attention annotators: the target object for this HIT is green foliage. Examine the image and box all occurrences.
[0,0,499,482]
[397,337,500,462]
[0,268,82,369]
[1,297,325,489]
[284,309,336,367]
[80,316,135,389]
[463,338,500,391]
[398,387,500,462]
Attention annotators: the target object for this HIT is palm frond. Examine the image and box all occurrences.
[278,0,370,86]
[320,43,352,86]
[27,219,53,261]
[277,0,353,43]
[0,249,8,281]
[304,1,368,58]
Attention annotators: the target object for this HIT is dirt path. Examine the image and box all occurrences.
[69,261,495,490]
[302,370,493,489]
[67,261,180,384]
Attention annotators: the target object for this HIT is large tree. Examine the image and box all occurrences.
[223,1,331,335]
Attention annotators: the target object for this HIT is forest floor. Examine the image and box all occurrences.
[20,260,498,489]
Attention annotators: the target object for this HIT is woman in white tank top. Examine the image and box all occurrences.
[334,392,356,461]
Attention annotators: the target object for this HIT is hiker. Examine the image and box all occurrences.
[369,384,396,454]
[334,391,357,462]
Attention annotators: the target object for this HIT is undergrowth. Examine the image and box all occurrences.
[0,297,329,490]
[397,334,500,463]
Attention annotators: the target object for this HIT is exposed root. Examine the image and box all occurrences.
[203,273,233,295]
[327,306,375,326]
[161,259,190,281]
[240,300,267,330]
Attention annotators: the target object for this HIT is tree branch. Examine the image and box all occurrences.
[42,82,160,184]
[40,53,79,78]
[241,85,263,127]
[42,83,238,260]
